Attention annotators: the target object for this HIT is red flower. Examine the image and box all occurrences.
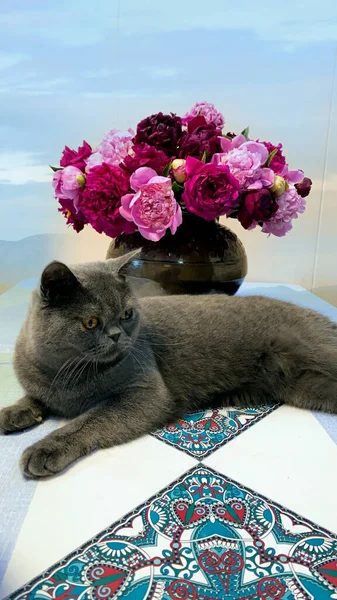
[60,141,92,171]
[78,163,136,238]
[179,116,222,160]
[58,199,87,233]
[134,112,182,157]
[261,141,286,174]
[295,177,312,198]
[123,143,169,174]
[182,157,240,221]
[238,189,278,230]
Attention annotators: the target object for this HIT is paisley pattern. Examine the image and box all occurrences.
[10,465,337,600]
[153,406,280,458]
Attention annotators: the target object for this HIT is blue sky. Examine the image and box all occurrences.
[0,0,337,240]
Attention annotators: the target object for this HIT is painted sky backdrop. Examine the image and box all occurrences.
[1,0,336,240]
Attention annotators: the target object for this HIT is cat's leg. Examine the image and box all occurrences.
[20,373,175,479]
[284,370,337,413]
[0,396,48,434]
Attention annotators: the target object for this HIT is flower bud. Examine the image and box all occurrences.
[271,175,286,197]
[171,159,187,184]
[76,174,86,187]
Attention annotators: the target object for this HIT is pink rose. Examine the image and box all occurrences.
[182,157,240,221]
[52,166,85,210]
[213,141,274,190]
[120,167,182,241]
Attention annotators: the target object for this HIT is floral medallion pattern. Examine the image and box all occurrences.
[10,465,337,600]
[153,405,280,459]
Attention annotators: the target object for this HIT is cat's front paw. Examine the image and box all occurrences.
[20,437,79,479]
[0,403,44,434]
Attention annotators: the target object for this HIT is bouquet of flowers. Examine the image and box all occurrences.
[52,101,312,241]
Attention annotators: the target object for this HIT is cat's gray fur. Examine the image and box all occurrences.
[1,251,337,479]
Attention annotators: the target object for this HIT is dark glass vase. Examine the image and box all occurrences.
[106,213,247,295]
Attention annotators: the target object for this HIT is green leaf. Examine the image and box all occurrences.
[241,126,250,139]
[172,182,184,195]
[265,148,278,167]
[185,503,195,523]
[49,165,63,172]
[162,161,172,177]
[222,503,241,523]
[201,149,209,163]
[222,134,232,140]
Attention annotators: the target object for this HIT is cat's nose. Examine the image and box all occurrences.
[106,327,121,343]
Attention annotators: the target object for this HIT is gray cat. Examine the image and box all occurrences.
[1,250,337,479]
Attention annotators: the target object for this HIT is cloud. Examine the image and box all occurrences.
[143,67,179,79]
[0,52,29,69]
[0,152,50,184]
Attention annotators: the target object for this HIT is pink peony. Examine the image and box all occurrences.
[182,101,225,129]
[182,157,240,221]
[85,129,134,172]
[262,188,306,237]
[122,143,169,175]
[52,166,85,210]
[60,141,92,171]
[213,141,274,190]
[120,167,182,241]
[79,163,136,238]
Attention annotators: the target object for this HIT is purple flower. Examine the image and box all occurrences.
[182,157,240,221]
[212,141,274,190]
[262,188,306,237]
[134,113,182,157]
[182,101,225,129]
[85,129,134,171]
[238,189,278,230]
[120,167,182,241]
[122,143,169,175]
[260,141,286,175]
[52,166,85,211]
[295,177,312,198]
[79,163,136,238]
[60,141,92,171]
[179,116,222,160]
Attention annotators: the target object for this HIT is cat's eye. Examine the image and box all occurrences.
[120,309,133,321]
[83,317,99,330]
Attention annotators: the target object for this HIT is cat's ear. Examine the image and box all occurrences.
[107,249,142,279]
[40,262,82,304]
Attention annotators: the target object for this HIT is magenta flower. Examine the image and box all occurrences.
[60,141,92,171]
[238,189,278,230]
[262,188,306,237]
[79,163,136,238]
[182,101,225,129]
[260,141,286,175]
[85,129,134,171]
[295,177,312,198]
[123,143,169,175]
[179,116,222,159]
[120,167,182,241]
[58,199,87,233]
[213,141,274,190]
[182,157,240,221]
[52,166,85,210]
